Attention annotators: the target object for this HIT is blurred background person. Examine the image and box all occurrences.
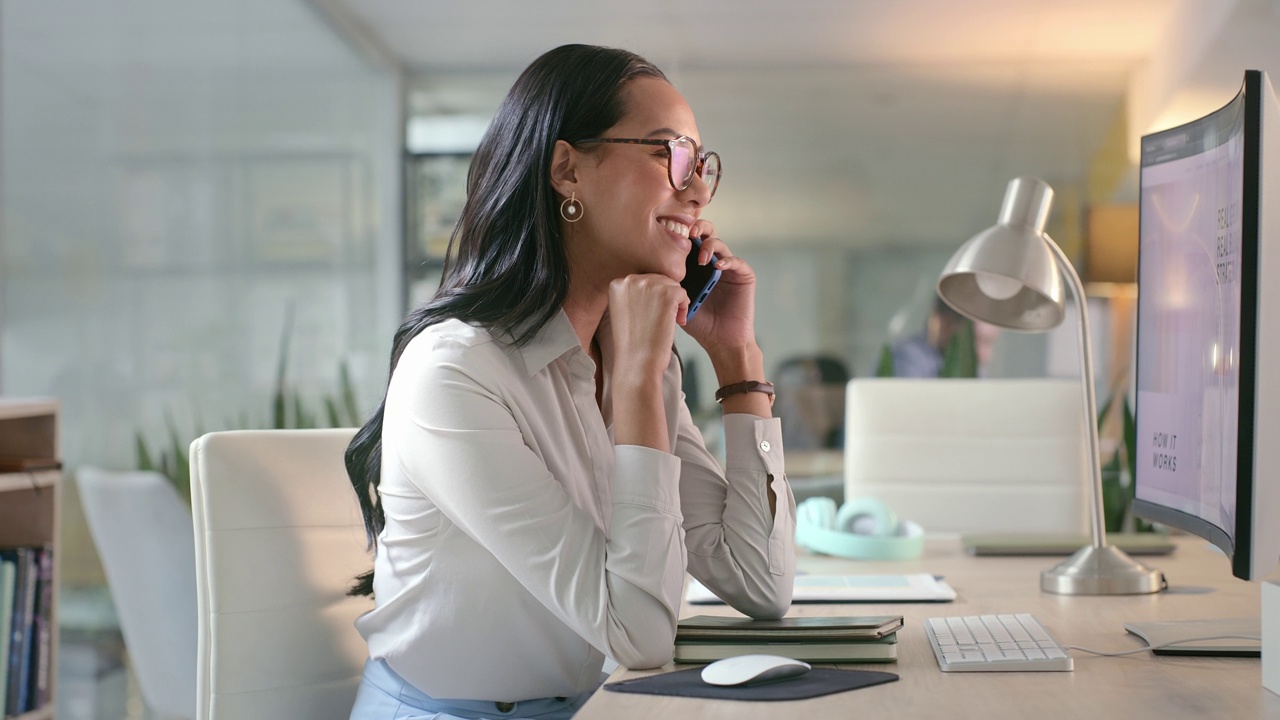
[887,297,1000,378]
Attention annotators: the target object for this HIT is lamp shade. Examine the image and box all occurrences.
[937,176,1066,331]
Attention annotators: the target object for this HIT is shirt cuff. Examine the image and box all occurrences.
[613,445,683,517]
[722,414,785,477]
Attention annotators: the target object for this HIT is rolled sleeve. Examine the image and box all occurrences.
[723,414,794,577]
[677,407,796,619]
[612,445,683,517]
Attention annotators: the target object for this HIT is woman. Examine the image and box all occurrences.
[347,44,795,720]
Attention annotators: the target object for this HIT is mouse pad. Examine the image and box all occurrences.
[603,667,898,701]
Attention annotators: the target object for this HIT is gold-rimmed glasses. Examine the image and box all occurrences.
[575,135,721,198]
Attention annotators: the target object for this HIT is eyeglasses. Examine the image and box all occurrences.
[575,135,721,198]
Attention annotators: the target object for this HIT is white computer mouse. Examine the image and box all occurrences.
[700,654,812,686]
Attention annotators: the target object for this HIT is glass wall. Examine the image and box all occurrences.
[1,0,401,586]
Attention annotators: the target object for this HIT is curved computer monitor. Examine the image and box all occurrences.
[1133,69,1280,581]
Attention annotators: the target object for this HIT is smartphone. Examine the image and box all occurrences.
[681,236,722,321]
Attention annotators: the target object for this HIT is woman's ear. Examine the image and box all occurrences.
[549,139,580,199]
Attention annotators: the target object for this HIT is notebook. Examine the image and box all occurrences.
[962,532,1176,557]
[673,633,899,663]
[674,615,903,663]
[685,573,956,604]
[676,614,903,641]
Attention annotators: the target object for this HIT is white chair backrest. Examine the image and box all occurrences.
[189,429,371,720]
[76,467,197,719]
[843,378,1089,535]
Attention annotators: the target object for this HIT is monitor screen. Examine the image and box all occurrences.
[1133,70,1280,581]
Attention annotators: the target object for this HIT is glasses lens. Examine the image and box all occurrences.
[701,152,721,198]
[669,138,697,189]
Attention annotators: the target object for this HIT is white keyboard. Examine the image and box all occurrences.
[926,614,1073,672]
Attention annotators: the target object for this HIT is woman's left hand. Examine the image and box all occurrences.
[681,220,757,352]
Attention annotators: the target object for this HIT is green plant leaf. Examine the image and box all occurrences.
[136,433,156,473]
[940,320,977,378]
[324,397,342,428]
[293,393,317,429]
[339,361,359,426]
[159,449,174,488]
[165,410,191,504]
[875,344,895,378]
[1097,388,1115,433]
[273,305,295,429]
[1100,450,1125,532]
[1121,395,1152,531]
[1122,395,1137,487]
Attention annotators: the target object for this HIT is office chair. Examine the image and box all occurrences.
[773,354,851,451]
[77,467,198,719]
[843,378,1089,535]
[189,429,371,720]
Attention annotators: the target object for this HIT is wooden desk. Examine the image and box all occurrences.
[578,537,1280,719]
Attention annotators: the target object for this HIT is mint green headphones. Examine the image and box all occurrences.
[795,496,925,560]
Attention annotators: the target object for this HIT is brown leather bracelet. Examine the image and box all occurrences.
[714,380,776,406]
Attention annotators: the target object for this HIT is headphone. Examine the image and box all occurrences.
[795,497,925,561]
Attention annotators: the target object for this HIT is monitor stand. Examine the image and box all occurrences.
[1123,617,1261,657]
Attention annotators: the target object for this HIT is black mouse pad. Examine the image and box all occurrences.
[603,667,898,701]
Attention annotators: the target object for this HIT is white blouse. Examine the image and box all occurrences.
[355,310,796,702]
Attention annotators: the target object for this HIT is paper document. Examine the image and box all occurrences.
[685,573,956,604]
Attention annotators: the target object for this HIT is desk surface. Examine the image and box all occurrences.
[578,537,1280,720]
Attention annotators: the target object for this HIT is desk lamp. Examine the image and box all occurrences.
[937,176,1164,595]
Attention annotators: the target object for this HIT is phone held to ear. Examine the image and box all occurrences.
[681,236,722,321]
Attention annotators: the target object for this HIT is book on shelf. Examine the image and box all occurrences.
[0,556,14,714]
[673,614,903,664]
[5,547,36,716]
[29,545,53,708]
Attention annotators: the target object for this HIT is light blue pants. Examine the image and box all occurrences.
[349,658,600,720]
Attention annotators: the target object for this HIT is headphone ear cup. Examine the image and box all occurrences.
[797,496,837,530]
[795,496,925,561]
[835,497,899,537]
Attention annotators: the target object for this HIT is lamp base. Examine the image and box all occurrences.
[1041,544,1166,595]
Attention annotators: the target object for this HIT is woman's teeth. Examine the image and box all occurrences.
[662,219,690,237]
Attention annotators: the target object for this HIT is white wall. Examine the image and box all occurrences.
[0,0,401,469]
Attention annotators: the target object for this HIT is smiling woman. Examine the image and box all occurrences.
[344,44,797,720]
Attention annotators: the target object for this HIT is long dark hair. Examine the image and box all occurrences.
[347,45,667,596]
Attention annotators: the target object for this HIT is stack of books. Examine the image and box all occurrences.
[673,614,903,663]
[1,545,54,716]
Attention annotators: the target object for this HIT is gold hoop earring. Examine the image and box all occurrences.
[560,192,584,223]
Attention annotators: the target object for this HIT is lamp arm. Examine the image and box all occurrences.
[1043,234,1107,549]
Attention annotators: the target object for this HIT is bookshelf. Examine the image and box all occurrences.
[0,398,60,720]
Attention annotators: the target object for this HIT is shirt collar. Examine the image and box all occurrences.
[516,308,585,376]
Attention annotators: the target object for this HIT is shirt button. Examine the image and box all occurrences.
[759,440,771,452]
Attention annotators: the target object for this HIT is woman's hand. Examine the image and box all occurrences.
[682,220,770,417]
[605,274,688,450]
[682,220,758,352]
